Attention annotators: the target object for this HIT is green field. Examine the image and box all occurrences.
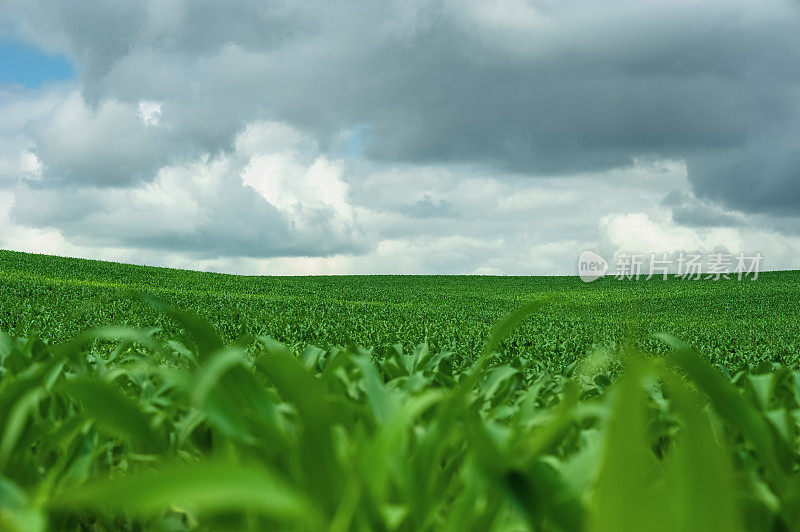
[2,249,800,530]
[2,249,799,371]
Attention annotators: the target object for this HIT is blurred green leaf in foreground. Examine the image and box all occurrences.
[1,301,799,531]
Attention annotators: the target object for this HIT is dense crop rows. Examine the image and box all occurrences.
[3,299,800,530]
[2,250,800,372]
[2,250,800,530]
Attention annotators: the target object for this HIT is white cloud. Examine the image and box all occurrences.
[597,211,800,271]
[8,119,365,259]
[31,91,177,185]
[236,121,358,236]
[599,212,743,254]
[242,154,353,226]
[0,86,63,183]
[137,100,162,126]
[0,191,70,254]
[18,150,42,176]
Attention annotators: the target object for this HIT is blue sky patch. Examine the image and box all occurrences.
[0,40,74,88]
[346,123,370,158]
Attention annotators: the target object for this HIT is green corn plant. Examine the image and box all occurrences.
[1,298,800,530]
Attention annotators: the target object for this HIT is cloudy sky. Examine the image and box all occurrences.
[1,0,799,274]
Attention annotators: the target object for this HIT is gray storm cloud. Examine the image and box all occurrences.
[7,0,800,205]
[1,0,800,271]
